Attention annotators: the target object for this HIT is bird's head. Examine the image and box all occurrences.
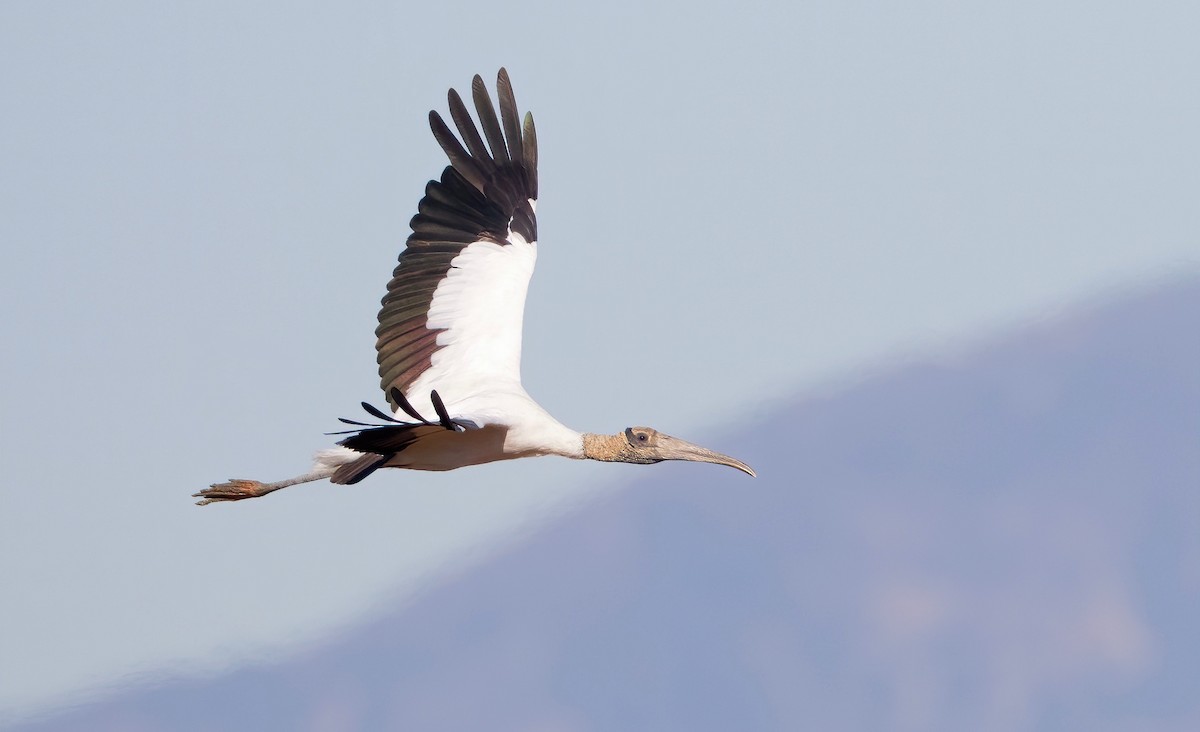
[583,427,755,477]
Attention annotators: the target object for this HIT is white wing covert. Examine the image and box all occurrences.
[374,69,538,423]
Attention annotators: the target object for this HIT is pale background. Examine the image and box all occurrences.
[1,0,1197,721]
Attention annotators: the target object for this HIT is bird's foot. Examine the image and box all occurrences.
[193,479,271,506]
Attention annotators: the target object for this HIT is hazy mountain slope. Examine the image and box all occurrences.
[15,278,1200,732]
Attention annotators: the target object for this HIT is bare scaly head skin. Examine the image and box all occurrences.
[583,427,755,476]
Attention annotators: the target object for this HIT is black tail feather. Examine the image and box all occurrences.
[331,452,390,485]
[329,391,466,482]
[327,389,470,482]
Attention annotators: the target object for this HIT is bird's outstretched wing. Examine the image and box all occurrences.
[375,68,539,419]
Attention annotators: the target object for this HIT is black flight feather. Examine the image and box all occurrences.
[430,390,454,430]
[496,69,523,164]
[360,401,403,424]
[429,111,487,192]
[391,387,428,423]
[471,75,509,165]
[447,88,492,169]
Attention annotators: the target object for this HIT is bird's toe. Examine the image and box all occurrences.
[193,479,267,506]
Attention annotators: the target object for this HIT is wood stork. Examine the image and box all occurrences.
[194,69,754,506]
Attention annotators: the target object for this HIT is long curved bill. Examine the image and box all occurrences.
[657,434,756,477]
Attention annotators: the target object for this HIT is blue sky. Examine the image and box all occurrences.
[2,0,1197,721]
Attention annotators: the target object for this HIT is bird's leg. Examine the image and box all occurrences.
[193,470,331,506]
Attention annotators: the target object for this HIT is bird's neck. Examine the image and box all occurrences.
[582,432,626,462]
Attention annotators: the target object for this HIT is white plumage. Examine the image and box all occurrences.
[195,69,752,506]
[413,233,537,412]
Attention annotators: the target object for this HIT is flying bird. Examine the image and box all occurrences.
[194,69,754,506]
